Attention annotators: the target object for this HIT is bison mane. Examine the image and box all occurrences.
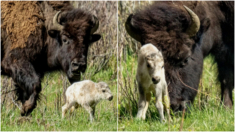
[1,1,75,50]
[131,2,196,65]
[1,1,43,50]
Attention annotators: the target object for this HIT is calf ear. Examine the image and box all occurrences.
[145,55,152,61]
[48,30,60,38]
[96,83,102,90]
[90,34,101,43]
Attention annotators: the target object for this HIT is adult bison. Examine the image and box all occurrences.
[1,1,101,116]
[125,1,234,111]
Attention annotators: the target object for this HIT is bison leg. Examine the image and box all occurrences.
[70,102,79,115]
[7,60,41,116]
[219,70,233,109]
[136,84,147,120]
[217,61,234,109]
[21,91,39,116]
[141,92,151,120]
[83,105,95,123]
[91,106,96,120]
[162,84,171,122]
[62,102,75,118]
[154,89,165,123]
[214,43,234,108]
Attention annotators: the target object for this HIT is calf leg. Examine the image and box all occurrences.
[70,102,79,114]
[91,106,96,119]
[136,84,146,120]
[154,90,165,123]
[141,92,151,120]
[62,102,74,118]
[163,85,171,122]
[83,105,95,122]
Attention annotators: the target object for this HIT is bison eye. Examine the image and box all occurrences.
[184,58,189,63]
[63,39,67,43]
[102,90,105,93]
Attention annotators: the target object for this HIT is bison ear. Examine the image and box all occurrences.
[90,34,101,44]
[48,30,60,38]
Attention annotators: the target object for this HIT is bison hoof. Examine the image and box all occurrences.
[161,119,167,124]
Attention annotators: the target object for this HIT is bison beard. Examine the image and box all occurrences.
[1,1,101,116]
[125,1,234,111]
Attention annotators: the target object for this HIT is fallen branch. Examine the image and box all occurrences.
[1,89,17,95]
[11,96,21,110]
[179,108,186,131]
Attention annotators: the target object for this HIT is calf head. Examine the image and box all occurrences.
[48,10,101,84]
[96,82,113,101]
[144,47,165,84]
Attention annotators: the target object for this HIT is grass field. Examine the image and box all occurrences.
[1,62,117,131]
[118,54,234,131]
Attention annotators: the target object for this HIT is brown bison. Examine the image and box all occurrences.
[126,1,234,111]
[1,1,101,116]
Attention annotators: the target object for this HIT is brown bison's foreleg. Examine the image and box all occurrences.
[213,43,234,109]
[7,60,42,116]
[218,66,234,109]
[216,55,234,109]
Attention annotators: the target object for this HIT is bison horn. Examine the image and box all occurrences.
[52,11,63,31]
[184,5,200,37]
[90,15,99,34]
[125,14,142,42]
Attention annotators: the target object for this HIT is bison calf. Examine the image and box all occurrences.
[62,80,113,122]
[136,43,170,123]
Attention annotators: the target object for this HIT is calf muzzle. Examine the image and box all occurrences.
[108,95,113,101]
[152,77,160,84]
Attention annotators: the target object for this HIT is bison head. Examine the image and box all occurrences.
[48,10,101,83]
[125,4,200,67]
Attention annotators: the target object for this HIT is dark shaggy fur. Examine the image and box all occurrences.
[126,1,234,111]
[1,2,101,116]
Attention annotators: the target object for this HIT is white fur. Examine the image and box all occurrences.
[62,80,113,122]
[136,43,171,123]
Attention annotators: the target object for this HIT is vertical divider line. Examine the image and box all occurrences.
[116,1,119,131]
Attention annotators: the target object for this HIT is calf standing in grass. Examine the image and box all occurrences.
[136,43,170,123]
[62,80,113,122]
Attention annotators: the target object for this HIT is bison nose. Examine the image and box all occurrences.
[71,59,86,72]
[152,77,160,84]
[71,59,79,72]
[108,95,113,101]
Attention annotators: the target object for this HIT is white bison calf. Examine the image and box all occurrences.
[62,80,113,122]
[136,43,170,123]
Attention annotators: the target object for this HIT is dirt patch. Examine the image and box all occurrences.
[1,1,43,49]
[15,117,32,125]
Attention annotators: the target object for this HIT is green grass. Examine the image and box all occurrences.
[118,54,234,131]
[119,105,234,131]
[1,64,117,131]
